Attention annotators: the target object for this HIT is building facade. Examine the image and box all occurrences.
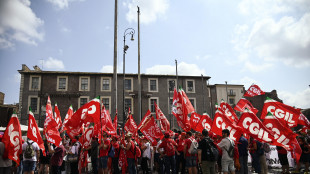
[208,84,245,118]
[18,65,211,129]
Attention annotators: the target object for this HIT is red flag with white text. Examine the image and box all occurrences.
[298,113,310,128]
[244,84,265,97]
[27,108,45,156]
[138,110,152,130]
[79,126,94,148]
[238,110,274,143]
[210,110,242,141]
[155,102,170,131]
[140,116,164,145]
[220,100,239,123]
[190,112,213,132]
[172,88,191,131]
[234,98,258,114]
[124,115,138,134]
[100,106,116,135]
[113,111,118,132]
[2,114,23,165]
[261,97,301,127]
[60,105,73,133]
[54,103,62,130]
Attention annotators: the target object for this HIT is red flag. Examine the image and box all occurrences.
[190,112,213,132]
[298,113,310,128]
[210,110,242,141]
[140,116,164,145]
[46,96,53,119]
[179,88,195,113]
[155,102,170,131]
[263,112,297,150]
[124,115,138,134]
[220,100,239,123]
[100,106,116,135]
[244,84,265,97]
[119,148,128,173]
[60,105,73,133]
[27,108,45,156]
[66,98,101,133]
[234,98,258,114]
[54,103,62,130]
[172,88,191,131]
[138,110,152,130]
[113,111,118,131]
[79,126,94,148]
[238,110,274,143]
[261,97,301,127]
[2,114,22,165]
[291,138,302,164]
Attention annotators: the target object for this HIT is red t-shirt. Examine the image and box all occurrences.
[126,141,135,159]
[159,139,177,156]
[177,138,185,152]
[112,141,120,158]
[99,139,110,157]
[185,137,196,157]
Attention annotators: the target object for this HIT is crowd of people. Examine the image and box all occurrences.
[0,128,310,174]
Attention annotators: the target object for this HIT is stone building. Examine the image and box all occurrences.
[18,64,211,128]
[0,92,19,127]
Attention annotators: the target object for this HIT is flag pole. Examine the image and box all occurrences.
[174,59,178,129]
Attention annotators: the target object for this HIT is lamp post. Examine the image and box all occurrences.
[123,28,135,128]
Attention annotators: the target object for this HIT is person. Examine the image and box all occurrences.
[121,132,137,174]
[276,146,289,174]
[68,138,80,174]
[154,137,164,174]
[38,139,51,174]
[259,143,268,174]
[176,132,186,174]
[85,136,99,174]
[47,140,66,174]
[296,136,309,173]
[217,129,235,174]
[0,135,12,174]
[184,131,198,174]
[140,136,151,174]
[159,132,178,174]
[238,134,248,174]
[248,137,260,174]
[198,129,217,174]
[98,132,110,174]
[111,135,120,174]
[22,139,40,174]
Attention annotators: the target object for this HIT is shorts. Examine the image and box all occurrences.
[278,153,289,165]
[23,160,36,172]
[185,156,197,168]
[99,156,108,169]
[222,159,235,172]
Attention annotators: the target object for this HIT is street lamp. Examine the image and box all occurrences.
[123,28,135,128]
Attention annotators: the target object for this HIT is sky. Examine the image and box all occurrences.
[0,0,309,109]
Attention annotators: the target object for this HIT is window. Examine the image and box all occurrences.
[79,96,89,108]
[80,77,89,91]
[167,79,176,92]
[186,80,195,93]
[29,75,41,90]
[229,98,235,105]
[101,77,111,91]
[28,96,40,114]
[168,97,173,113]
[124,78,133,91]
[148,78,158,92]
[228,89,235,96]
[125,98,133,114]
[149,97,158,113]
[189,98,196,110]
[57,76,68,91]
[101,97,111,111]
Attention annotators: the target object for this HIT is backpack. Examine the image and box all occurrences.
[188,138,198,155]
[225,138,234,158]
[205,138,219,161]
[256,141,264,156]
[263,143,271,153]
[24,141,35,159]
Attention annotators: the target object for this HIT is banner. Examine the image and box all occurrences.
[234,98,258,114]
[244,84,265,97]
[124,115,138,134]
[190,112,213,132]
[140,116,164,145]
[220,100,239,123]
[28,109,45,156]
[155,102,170,131]
[172,88,191,131]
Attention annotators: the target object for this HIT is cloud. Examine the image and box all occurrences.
[125,0,169,24]
[44,57,65,70]
[231,76,258,89]
[0,0,44,49]
[145,62,205,76]
[100,65,113,73]
[61,27,71,33]
[46,0,86,9]
[242,61,273,73]
[14,73,21,83]
[278,88,310,109]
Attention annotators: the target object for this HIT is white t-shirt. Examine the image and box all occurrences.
[22,140,40,161]
[156,140,163,153]
[70,142,80,155]
[142,142,151,159]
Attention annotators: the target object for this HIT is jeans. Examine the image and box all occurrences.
[141,157,149,174]
[91,157,98,174]
[201,161,216,174]
[164,156,176,174]
[239,155,248,174]
[127,158,137,174]
[251,153,261,173]
[112,157,119,174]
[51,165,61,174]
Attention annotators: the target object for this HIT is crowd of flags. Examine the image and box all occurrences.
[2,84,310,167]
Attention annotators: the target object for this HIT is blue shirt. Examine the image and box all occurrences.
[238,136,248,156]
